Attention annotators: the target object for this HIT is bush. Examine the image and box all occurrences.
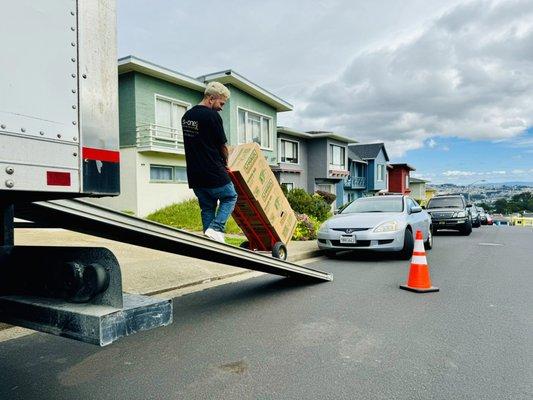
[315,190,336,205]
[286,188,331,222]
[292,213,320,241]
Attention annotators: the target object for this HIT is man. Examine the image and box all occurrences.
[182,82,237,243]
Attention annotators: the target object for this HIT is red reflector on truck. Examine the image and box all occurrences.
[47,171,71,186]
[82,147,120,163]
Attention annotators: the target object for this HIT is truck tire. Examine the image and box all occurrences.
[398,229,414,260]
[272,242,288,260]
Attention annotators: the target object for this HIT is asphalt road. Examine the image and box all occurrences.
[1,226,532,399]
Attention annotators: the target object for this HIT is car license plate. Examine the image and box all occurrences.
[439,221,446,225]
[340,235,356,244]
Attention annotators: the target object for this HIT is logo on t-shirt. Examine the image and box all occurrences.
[182,119,199,137]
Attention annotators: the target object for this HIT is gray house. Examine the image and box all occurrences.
[348,143,390,194]
[274,127,353,204]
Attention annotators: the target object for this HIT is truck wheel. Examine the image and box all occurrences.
[272,242,288,260]
[239,241,250,249]
[398,229,414,260]
[424,227,433,250]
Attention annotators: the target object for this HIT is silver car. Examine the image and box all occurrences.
[317,195,433,259]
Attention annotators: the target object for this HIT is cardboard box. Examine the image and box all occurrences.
[228,143,297,246]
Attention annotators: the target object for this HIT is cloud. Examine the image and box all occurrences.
[427,138,437,148]
[294,0,533,157]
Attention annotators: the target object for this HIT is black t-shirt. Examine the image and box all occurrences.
[182,105,230,189]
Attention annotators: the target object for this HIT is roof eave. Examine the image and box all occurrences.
[198,71,293,112]
[118,56,206,92]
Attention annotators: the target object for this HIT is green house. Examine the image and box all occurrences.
[94,56,292,217]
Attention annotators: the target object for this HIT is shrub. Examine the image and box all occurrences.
[292,213,320,241]
[286,188,331,222]
[315,190,336,205]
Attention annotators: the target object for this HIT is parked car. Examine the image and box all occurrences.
[478,207,488,225]
[486,214,494,225]
[317,195,432,260]
[467,204,481,228]
[426,194,472,235]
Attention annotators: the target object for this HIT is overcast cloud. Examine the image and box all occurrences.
[295,0,533,156]
[118,0,533,178]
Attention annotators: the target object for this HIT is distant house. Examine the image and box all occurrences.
[274,127,352,207]
[409,177,428,202]
[388,163,416,195]
[341,149,368,205]
[348,143,390,194]
[92,56,292,217]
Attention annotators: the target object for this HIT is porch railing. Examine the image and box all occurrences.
[344,176,366,189]
[136,124,185,154]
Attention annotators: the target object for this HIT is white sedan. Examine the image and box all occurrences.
[317,195,433,259]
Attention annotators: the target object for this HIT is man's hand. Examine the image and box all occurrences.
[221,144,229,166]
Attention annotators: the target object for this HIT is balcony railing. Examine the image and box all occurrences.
[344,176,366,189]
[136,124,184,154]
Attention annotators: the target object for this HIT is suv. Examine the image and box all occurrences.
[467,204,481,228]
[426,195,472,235]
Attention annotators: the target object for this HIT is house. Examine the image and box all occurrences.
[273,127,352,207]
[388,163,416,195]
[409,177,429,203]
[341,149,368,204]
[348,143,390,195]
[92,56,292,217]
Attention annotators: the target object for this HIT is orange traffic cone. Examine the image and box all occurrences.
[399,230,439,293]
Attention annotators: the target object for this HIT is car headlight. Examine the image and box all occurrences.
[454,211,466,218]
[373,221,399,232]
[318,223,328,232]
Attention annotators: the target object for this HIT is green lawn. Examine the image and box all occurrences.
[146,198,243,235]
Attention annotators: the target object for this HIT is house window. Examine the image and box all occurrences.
[280,139,299,164]
[330,145,346,169]
[237,108,273,149]
[155,96,189,136]
[316,183,334,193]
[405,175,409,189]
[377,164,385,181]
[150,165,188,183]
[281,183,294,191]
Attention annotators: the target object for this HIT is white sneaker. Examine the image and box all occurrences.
[205,228,225,243]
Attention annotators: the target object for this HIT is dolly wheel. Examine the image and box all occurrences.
[239,241,250,250]
[272,242,288,260]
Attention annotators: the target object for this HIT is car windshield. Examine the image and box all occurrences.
[341,197,404,213]
[427,197,464,209]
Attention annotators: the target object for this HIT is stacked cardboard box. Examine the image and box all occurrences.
[228,143,297,248]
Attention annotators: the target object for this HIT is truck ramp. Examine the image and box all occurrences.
[15,199,333,282]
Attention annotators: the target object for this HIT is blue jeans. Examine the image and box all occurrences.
[193,182,238,233]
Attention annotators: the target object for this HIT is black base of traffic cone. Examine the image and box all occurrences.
[399,284,439,293]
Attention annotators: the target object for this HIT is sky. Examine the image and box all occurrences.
[117,0,533,184]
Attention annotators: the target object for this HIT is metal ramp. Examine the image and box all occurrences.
[15,199,333,282]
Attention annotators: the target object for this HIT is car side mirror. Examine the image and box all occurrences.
[334,209,340,215]
[410,206,422,214]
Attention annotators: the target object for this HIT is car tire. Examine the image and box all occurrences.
[398,229,415,260]
[461,221,472,236]
[424,227,433,250]
[324,250,337,258]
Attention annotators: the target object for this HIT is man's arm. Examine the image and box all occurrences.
[221,144,229,167]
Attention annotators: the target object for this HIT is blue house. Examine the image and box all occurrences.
[348,143,390,195]
[338,149,368,206]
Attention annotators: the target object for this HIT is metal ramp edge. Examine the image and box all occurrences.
[15,199,332,282]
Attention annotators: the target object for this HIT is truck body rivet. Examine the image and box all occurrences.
[72,121,77,125]
[73,137,78,141]
[82,74,87,79]
[71,74,76,78]
[21,128,26,133]
[71,27,75,31]
[73,152,78,157]
[71,58,76,62]
[72,105,77,109]
[70,11,75,16]
[71,42,76,47]
[5,166,14,175]
[1,124,6,129]
[39,131,45,135]
[57,134,62,138]
[72,89,76,93]
[5,180,14,188]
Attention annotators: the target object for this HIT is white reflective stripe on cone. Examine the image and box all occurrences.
[411,255,428,265]
[413,238,425,252]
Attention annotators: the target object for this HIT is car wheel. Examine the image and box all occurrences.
[398,229,415,260]
[461,221,472,236]
[324,250,337,258]
[424,227,433,250]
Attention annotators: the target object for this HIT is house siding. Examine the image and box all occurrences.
[133,71,203,130]
[371,150,388,191]
[277,133,308,190]
[306,138,328,192]
[228,85,278,165]
[118,72,137,147]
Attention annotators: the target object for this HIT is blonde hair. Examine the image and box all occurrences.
[204,81,230,99]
